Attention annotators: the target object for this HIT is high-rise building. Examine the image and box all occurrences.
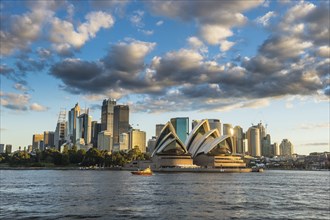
[101,98,116,132]
[98,131,113,152]
[147,136,157,153]
[273,142,280,156]
[91,121,102,148]
[129,129,146,153]
[76,112,92,145]
[44,131,55,148]
[262,134,271,157]
[113,105,129,144]
[246,126,261,157]
[208,119,222,136]
[68,103,80,143]
[0,144,4,153]
[5,144,12,154]
[155,124,165,137]
[170,117,189,143]
[233,126,244,154]
[32,134,44,151]
[256,122,266,155]
[113,133,129,152]
[280,139,294,156]
[54,122,66,150]
[223,124,233,136]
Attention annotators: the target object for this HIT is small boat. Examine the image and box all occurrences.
[131,167,153,176]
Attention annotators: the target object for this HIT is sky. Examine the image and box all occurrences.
[0,0,329,155]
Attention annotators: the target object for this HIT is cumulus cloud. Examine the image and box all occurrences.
[130,10,144,27]
[148,1,263,50]
[0,91,30,111]
[50,11,114,53]
[255,11,276,26]
[30,103,49,111]
[156,20,163,26]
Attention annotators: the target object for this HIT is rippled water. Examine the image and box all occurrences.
[0,170,329,220]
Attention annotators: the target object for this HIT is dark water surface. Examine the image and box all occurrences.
[0,170,329,220]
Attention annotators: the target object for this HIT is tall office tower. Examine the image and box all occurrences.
[233,126,244,154]
[129,129,146,153]
[208,119,222,135]
[273,142,280,156]
[262,134,271,157]
[101,98,116,132]
[44,131,55,148]
[91,121,102,148]
[155,124,165,137]
[256,122,266,155]
[113,105,129,144]
[113,133,129,152]
[246,126,261,157]
[170,117,189,143]
[280,139,294,156]
[5,144,12,154]
[0,144,4,153]
[54,109,67,150]
[147,136,157,153]
[223,123,234,136]
[32,134,44,151]
[68,103,81,143]
[97,131,113,151]
[76,112,92,145]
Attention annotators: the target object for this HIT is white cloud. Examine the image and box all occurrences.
[130,10,144,27]
[30,103,49,111]
[200,25,233,45]
[0,91,30,111]
[187,36,208,53]
[156,20,164,26]
[220,40,235,52]
[317,46,330,57]
[255,11,276,26]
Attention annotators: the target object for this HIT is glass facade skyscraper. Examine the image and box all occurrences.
[170,117,189,143]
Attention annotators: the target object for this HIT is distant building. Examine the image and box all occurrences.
[91,121,101,148]
[262,134,271,157]
[98,131,113,152]
[223,124,233,136]
[246,126,261,157]
[101,98,116,132]
[76,112,92,145]
[54,122,66,150]
[280,139,294,156]
[27,145,33,153]
[155,124,165,137]
[44,131,55,148]
[147,136,157,153]
[113,105,129,144]
[0,144,4,153]
[129,129,146,153]
[170,117,189,143]
[233,126,244,154]
[32,134,43,151]
[113,133,129,152]
[208,119,222,136]
[68,103,81,143]
[274,142,280,156]
[5,144,12,154]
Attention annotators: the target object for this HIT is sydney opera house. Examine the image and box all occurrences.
[151,119,247,170]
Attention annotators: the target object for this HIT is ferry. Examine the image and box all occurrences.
[131,167,153,176]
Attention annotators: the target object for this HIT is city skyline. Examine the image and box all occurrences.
[1,1,329,155]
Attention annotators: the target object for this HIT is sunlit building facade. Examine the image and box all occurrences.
[129,129,146,153]
[246,126,261,157]
[280,139,294,156]
[170,117,189,143]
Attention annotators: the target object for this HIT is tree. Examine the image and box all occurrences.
[82,148,103,166]
[10,151,31,165]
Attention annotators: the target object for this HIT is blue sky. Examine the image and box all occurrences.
[1,0,329,155]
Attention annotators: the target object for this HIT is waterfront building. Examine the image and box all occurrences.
[113,105,129,144]
[243,139,248,154]
[129,129,146,153]
[0,144,4,153]
[91,121,102,148]
[262,134,271,157]
[152,122,193,168]
[32,134,43,151]
[5,144,12,154]
[76,112,92,146]
[97,131,113,152]
[233,126,244,154]
[280,139,294,156]
[44,131,55,148]
[147,136,157,153]
[223,123,234,136]
[101,98,116,132]
[113,133,129,152]
[170,117,189,143]
[246,126,261,157]
[274,142,280,156]
[68,103,81,143]
[155,124,165,137]
[256,123,266,155]
[54,122,66,150]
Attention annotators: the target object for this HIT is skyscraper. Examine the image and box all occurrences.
[101,98,116,132]
[246,126,261,157]
[129,129,146,153]
[0,144,4,153]
[223,124,234,136]
[54,109,67,150]
[262,134,271,157]
[233,126,244,154]
[170,117,189,143]
[155,124,165,137]
[76,112,92,145]
[68,103,80,143]
[44,131,55,148]
[280,139,294,156]
[113,105,129,144]
[91,121,102,148]
[208,119,222,136]
[32,134,44,151]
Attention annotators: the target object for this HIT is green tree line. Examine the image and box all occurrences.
[0,146,150,167]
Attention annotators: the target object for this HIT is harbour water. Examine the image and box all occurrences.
[0,170,329,219]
